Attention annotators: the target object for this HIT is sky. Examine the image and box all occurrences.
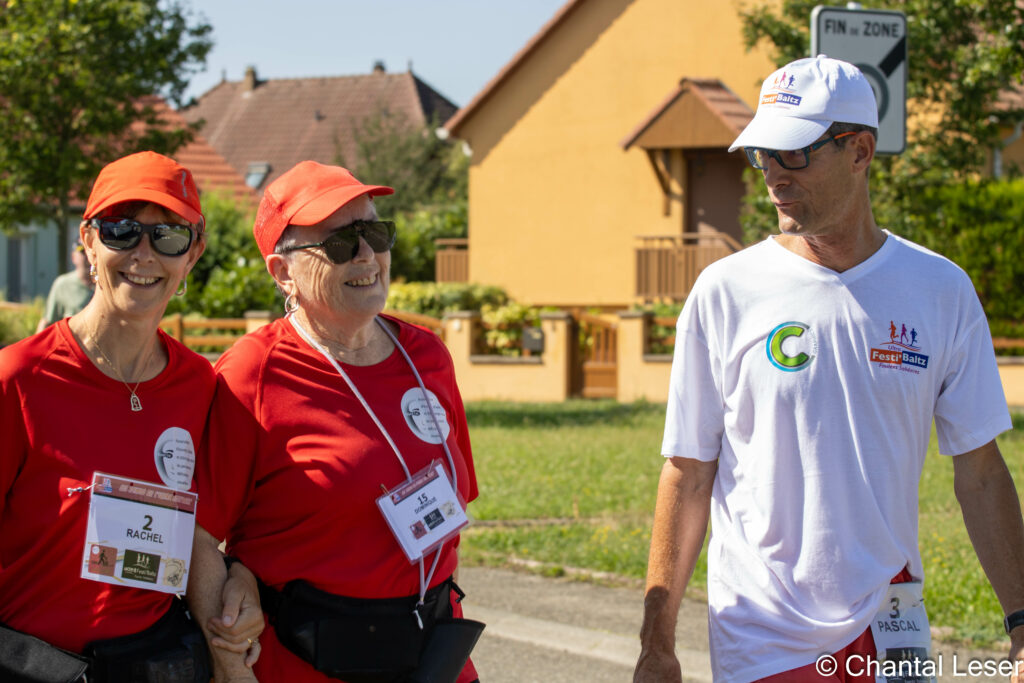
[183,0,567,108]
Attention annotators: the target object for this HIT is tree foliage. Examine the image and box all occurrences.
[338,108,469,280]
[0,0,212,266]
[165,192,279,318]
[738,1,1024,328]
[739,0,1024,182]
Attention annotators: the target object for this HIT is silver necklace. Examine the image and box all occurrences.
[90,335,153,412]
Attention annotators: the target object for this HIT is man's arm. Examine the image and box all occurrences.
[953,439,1024,682]
[634,456,717,683]
[186,525,263,682]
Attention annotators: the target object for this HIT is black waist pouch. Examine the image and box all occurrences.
[83,598,211,683]
[268,577,482,683]
[0,623,88,683]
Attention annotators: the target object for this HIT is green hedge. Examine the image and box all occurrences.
[743,174,1024,334]
[385,282,509,319]
[0,299,42,346]
[903,178,1024,324]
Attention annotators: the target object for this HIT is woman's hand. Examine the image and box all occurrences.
[206,561,265,667]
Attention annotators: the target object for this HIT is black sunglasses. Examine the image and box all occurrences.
[281,219,397,264]
[89,218,195,257]
[744,132,856,170]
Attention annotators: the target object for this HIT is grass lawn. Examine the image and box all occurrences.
[461,400,1024,647]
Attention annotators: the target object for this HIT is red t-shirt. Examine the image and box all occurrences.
[0,320,214,652]
[197,315,479,681]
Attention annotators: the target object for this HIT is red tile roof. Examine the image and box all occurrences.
[145,99,259,209]
[181,68,457,190]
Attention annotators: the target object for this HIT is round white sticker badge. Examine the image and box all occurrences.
[153,427,196,490]
[401,388,451,445]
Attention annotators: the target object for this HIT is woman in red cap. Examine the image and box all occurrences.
[192,161,483,682]
[0,151,262,682]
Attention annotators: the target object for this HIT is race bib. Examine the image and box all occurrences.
[80,472,196,594]
[377,461,469,563]
[869,581,935,683]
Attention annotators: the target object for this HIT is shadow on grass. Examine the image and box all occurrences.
[465,399,665,429]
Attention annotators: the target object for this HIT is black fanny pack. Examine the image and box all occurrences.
[261,576,484,683]
[0,599,210,683]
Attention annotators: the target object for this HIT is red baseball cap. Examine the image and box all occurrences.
[253,161,394,257]
[84,151,204,229]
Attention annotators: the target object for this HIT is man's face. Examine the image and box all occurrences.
[71,247,89,274]
[760,135,856,238]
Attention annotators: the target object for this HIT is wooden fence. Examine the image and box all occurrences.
[435,238,469,283]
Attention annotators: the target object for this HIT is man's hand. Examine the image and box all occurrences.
[1011,628,1024,683]
[206,561,264,667]
[634,647,682,683]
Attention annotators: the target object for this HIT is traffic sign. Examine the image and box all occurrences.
[811,5,907,154]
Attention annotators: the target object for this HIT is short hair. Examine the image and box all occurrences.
[827,121,878,147]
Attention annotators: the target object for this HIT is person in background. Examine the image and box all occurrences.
[190,160,483,682]
[36,239,94,332]
[0,151,263,682]
[634,56,1024,683]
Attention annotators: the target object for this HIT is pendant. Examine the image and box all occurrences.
[130,392,142,412]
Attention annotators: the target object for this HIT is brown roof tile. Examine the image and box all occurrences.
[181,69,457,190]
[146,100,260,209]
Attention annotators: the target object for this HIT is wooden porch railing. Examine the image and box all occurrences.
[635,232,741,301]
[435,238,469,283]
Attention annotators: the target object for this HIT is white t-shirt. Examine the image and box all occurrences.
[662,233,1011,682]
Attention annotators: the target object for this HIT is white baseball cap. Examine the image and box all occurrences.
[729,55,878,152]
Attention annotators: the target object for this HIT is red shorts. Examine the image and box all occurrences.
[756,568,915,683]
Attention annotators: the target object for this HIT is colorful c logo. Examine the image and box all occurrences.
[767,322,814,372]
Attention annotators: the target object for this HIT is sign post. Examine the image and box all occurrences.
[811,5,907,154]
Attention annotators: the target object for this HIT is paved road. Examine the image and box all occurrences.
[459,566,1010,683]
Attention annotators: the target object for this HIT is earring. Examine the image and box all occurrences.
[284,293,299,314]
[175,279,187,297]
[89,264,98,285]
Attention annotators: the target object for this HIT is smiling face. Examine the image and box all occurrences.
[268,195,391,336]
[81,202,204,321]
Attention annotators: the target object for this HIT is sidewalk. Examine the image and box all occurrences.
[459,566,1009,683]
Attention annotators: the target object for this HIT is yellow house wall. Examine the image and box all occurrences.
[460,0,776,307]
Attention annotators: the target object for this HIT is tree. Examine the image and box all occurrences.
[738,0,1024,242]
[165,192,279,318]
[337,108,469,280]
[0,0,212,269]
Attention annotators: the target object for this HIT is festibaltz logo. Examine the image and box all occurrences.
[869,320,929,373]
[766,322,816,372]
[761,71,802,107]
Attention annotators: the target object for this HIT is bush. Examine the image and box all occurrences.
[165,192,279,318]
[480,301,540,356]
[386,282,509,318]
[892,178,1024,326]
[631,301,684,355]
[391,200,467,282]
[0,299,42,346]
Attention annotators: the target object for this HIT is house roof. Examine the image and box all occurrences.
[147,99,259,208]
[181,67,457,191]
[443,0,583,136]
[621,79,754,151]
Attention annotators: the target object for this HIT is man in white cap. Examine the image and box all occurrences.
[634,55,1024,682]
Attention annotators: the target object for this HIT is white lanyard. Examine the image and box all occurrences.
[289,314,459,611]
